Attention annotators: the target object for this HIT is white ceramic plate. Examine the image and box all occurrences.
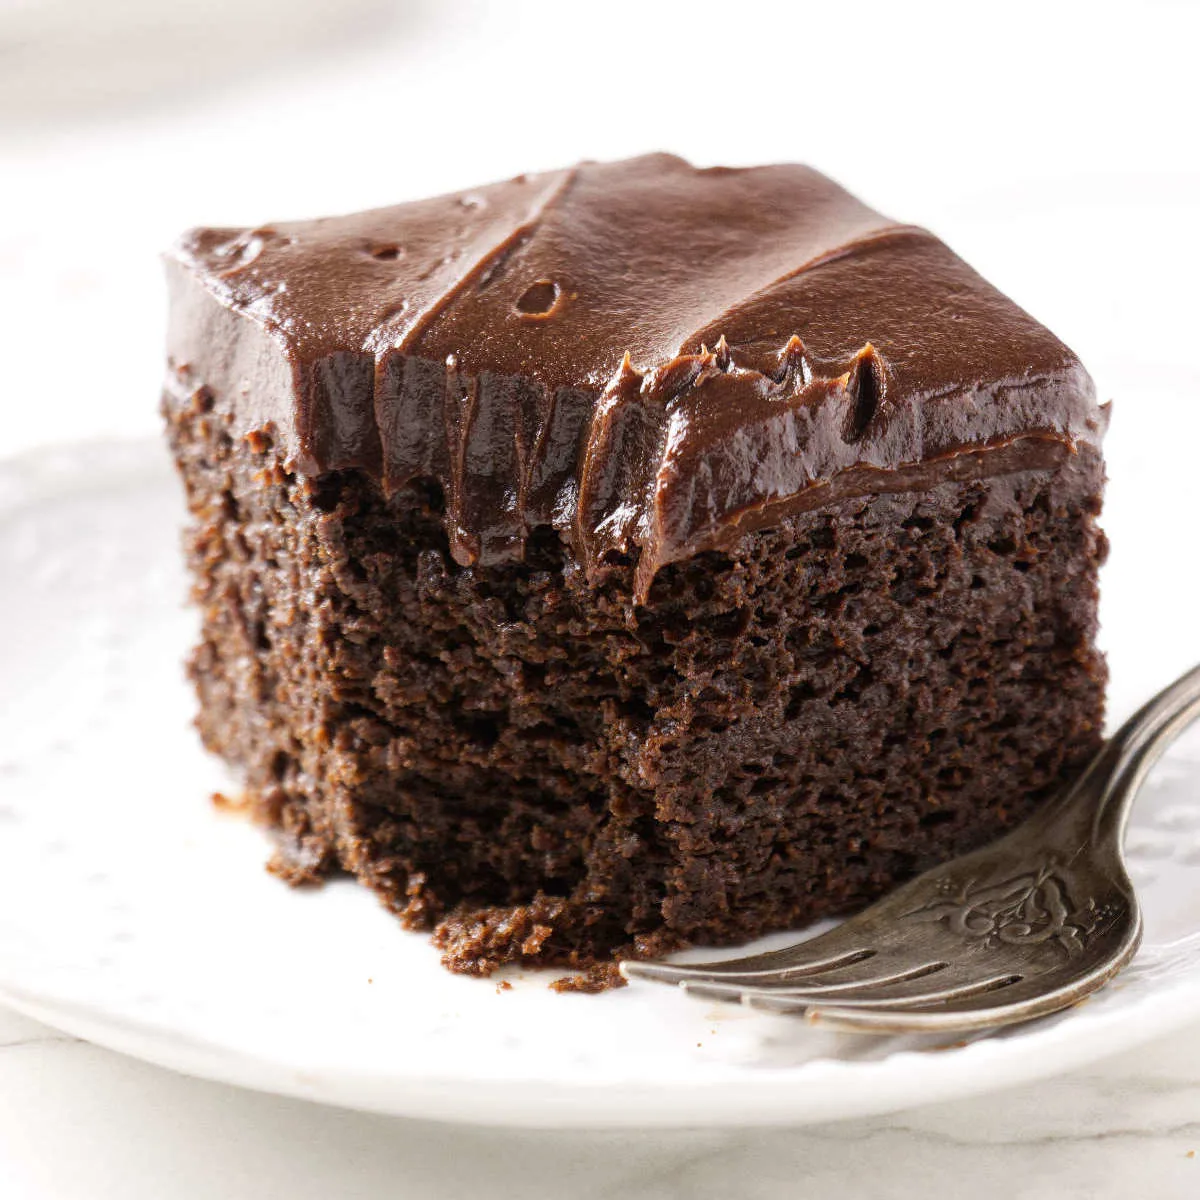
[1,432,1199,1129]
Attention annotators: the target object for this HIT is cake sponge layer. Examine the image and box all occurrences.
[165,392,1106,983]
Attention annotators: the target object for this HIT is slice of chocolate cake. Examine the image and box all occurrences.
[162,154,1108,989]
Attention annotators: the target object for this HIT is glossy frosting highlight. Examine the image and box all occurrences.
[164,154,1106,593]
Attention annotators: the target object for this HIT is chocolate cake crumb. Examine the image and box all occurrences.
[551,963,628,994]
[434,895,568,977]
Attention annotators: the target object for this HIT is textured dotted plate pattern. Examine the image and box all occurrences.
[1,436,1198,1129]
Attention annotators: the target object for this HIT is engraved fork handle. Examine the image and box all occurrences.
[1056,663,1200,850]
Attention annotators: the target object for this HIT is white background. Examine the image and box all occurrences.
[2,1,1199,1196]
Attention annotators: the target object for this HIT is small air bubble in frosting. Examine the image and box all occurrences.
[516,279,562,317]
[366,243,403,261]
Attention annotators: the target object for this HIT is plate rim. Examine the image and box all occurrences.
[3,972,1200,1128]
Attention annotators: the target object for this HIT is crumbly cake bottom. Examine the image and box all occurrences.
[166,391,1107,990]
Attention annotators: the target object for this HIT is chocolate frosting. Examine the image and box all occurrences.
[164,153,1106,597]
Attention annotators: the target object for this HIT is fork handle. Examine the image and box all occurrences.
[1075,662,1200,849]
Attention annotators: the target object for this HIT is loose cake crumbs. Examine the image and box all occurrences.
[210,790,249,813]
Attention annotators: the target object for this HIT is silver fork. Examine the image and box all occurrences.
[620,664,1200,1033]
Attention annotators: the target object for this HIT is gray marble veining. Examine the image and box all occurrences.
[1,1004,1196,1199]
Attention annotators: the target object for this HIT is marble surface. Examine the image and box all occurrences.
[1,1002,1197,1199]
